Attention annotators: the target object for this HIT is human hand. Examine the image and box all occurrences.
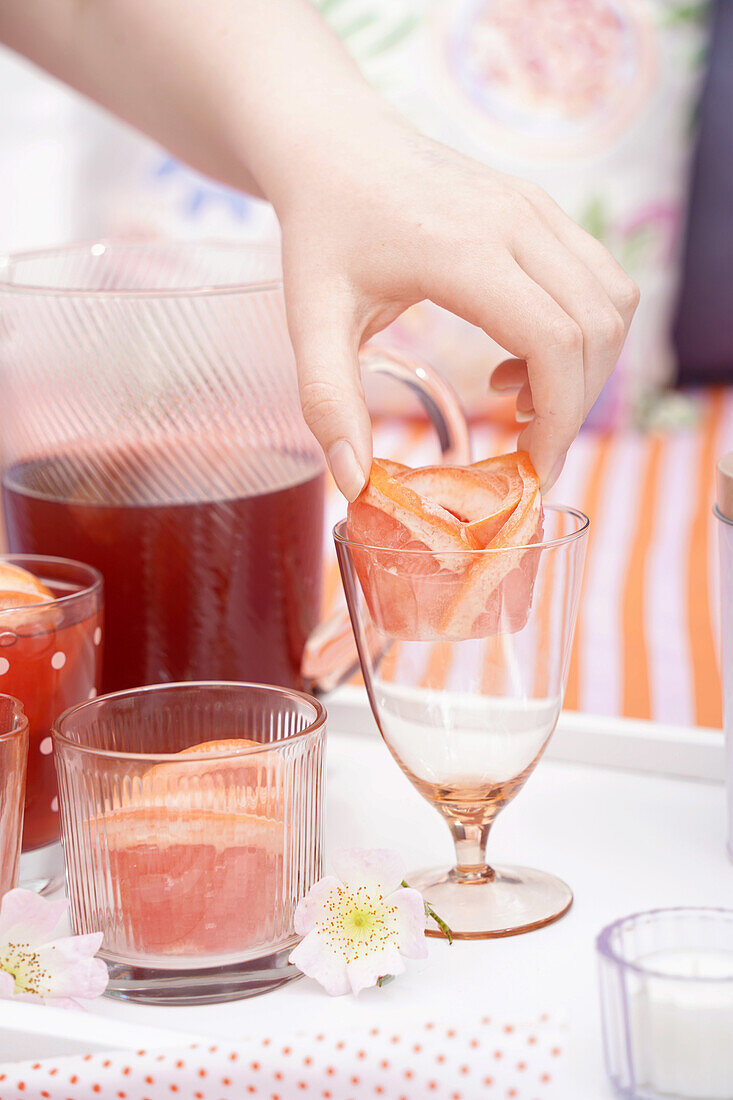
[279,127,638,499]
[1,0,637,501]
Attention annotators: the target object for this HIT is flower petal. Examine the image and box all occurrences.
[12,991,49,1005]
[346,946,405,996]
[0,970,16,999]
[0,889,67,946]
[331,849,405,898]
[293,876,342,936]
[37,935,108,1000]
[289,930,350,996]
[44,996,83,1010]
[390,888,428,959]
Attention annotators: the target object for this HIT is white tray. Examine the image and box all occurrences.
[0,1001,201,1063]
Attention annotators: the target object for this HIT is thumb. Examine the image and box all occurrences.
[292,315,373,501]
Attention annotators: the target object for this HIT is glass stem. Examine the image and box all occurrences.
[448,821,494,884]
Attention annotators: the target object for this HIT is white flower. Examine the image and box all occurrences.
[0,889,108,1007]
[290,848,428,996]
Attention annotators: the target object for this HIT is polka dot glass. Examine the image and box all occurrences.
[0,694,29,896]
[53,681,326,1004]
[0,555,103,854]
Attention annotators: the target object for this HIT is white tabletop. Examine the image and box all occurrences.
[85,709,733,1099]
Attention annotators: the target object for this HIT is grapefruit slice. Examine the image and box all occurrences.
[348,459,474,562]
[0,590,54,612]
[91,737,286,957]
[97,806,285,956]
[442,452,543,637]
[346,452,544,640]
[0,562,58,632]
[399,465,517,547]
[0,562,54,600]
[347,459,480,638]
[140,737,277,813]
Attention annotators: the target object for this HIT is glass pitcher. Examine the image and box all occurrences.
[0,241,469,695]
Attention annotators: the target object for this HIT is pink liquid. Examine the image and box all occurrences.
[109,837,281,957]
[96,804,285,961]
[0,585,100,851]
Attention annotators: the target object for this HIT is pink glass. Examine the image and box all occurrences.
[0,555,102,894]
[0,694,29,897]
[53,680,326,1004]
[0,242,468,695]
[335,505,588,938]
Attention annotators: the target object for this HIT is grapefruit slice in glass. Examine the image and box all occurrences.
[0,562,59,632]
[346,452,544,640]
[95,738,285,959]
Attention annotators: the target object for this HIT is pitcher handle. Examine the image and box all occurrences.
[301,344,470,693]
[359,345,471,466]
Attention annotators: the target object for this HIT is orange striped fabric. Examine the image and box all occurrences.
[323,387,730,729]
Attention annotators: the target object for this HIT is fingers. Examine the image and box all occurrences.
[513,222,627,419]
[515,382,534,424]
[490,361,533,423]
[531,445,565,490]
[437,260,585,486]
[520,181,640,328]
[490,358,527,393]
[287,294,372,501]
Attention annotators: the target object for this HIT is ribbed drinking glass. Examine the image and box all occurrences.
[54,681,326,1004]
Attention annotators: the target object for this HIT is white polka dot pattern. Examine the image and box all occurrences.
[51,651,66,670]
[0,1017,567,1099]
[39,738,53,756]
[0,658,8,676]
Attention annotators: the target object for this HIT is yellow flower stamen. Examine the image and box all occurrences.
[315,883,401,965]
[1,942,54,996]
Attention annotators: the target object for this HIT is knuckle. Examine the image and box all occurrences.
[544,315,583,355]
[617,276,641,315]
[499,187,536,228]
[298,377,349,427]
[513,193,538,226]
[516,179,546,208]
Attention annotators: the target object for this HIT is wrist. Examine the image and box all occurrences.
[256,100,416,221]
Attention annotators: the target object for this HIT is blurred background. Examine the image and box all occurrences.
[1,0,730,425]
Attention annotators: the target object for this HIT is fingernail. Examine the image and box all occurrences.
[328,440,367,501]
[515,408,533,424]
[490,377,521,394]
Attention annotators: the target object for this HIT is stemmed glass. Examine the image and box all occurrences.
[335,504,588,938]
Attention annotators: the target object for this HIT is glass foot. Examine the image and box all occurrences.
[103,943,303,1005]
[410,864,573,939]
[19,843,65,895]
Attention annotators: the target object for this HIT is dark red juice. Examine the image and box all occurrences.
[3,451,325,694]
